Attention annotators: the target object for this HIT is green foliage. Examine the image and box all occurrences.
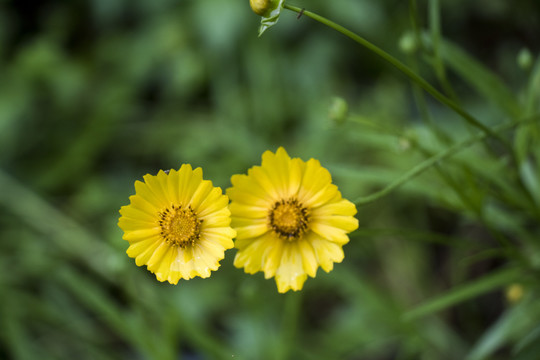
[1,0,539,359]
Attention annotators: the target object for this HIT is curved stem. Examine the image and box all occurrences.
[352,120,523,206]
[283,3,510,149]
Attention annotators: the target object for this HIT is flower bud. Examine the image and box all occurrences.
[399,32,418,54]
[517,48,533,71]
[506,283,525,304]
[328,97,348,125]
[250,0,281,17]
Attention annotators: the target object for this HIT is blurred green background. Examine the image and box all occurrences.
[1,0,540,359]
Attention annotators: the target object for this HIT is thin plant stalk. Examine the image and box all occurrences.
[282,3,510,149]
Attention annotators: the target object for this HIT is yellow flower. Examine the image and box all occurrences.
[118,165,236,284]
[227,147,358,293]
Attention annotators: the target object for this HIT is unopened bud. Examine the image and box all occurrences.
[517,48,533,70]
[328,97,348,125]
[250,0,281,17]
[506,283,525,304]
[399,32,418,54]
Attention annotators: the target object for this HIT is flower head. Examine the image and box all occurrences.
[118,165,235,284]
[227,147,358,293]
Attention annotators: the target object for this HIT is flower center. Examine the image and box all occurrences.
[159,204,202,248]
[268,198,309,241]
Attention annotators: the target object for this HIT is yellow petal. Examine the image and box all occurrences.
[198,239,227,260]
[303,184,339,209]
[133,239,163,266]
[118,217,157,232]
[154,246,176,282]
[177,165,204,205]
[231,216,265,227]
[147,242,171,271]
[142,172,171,208]
[227,186,271,208]
[314,215,359,233]
[168,269,182,285]
[311,198,357,217]
[189,180,214,210]
[229,202,268,219]
[309,235,345,272]
[126,237,160,258]
[122,227,160,242]
[165,168,181,205]
[264,147,303,198]
[229,173,274,205]
[309,223,352,245]
[202,214,233,229]
[127,195,159,217]
[275,242,308,293]
[133,180,164,208]
[262,236,284,278]
[192,244,219,278]
[173,248,196,279]
[260,147,291,198]
[287,157,304,197]
[202,227,237,242]
[119,204,155,223]
[197,188,228,218]
[235,236,256,250]
[297,159,339,208]
[250,166,281,201]
[298,238,318,277]
[234,222,269,240]
[234,234,274,274]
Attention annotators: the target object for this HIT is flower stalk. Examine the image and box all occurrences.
[282,3,510,149]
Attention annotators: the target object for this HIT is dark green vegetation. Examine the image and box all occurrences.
[1,0,540,359]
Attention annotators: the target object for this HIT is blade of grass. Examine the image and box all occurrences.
[524,56,540,116]
[433,37,521,119]
[428,0,458,101]
[0,169,116,279]
[466,296,540,360]
[0,300,36,360]
[283,3,511,149]
[402,267,521,321]
[514,323,540,357]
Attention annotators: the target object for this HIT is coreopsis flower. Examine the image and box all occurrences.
[118,165,235,284]
[228,147,358,293]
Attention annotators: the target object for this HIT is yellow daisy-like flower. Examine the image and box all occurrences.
[227,147,359,293]
[118,165,236,284]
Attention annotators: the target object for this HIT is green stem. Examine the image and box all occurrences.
[402,267,521,321]
[428,0,458,101]
[283,3,510,148]
[413,145,520,254]
[407,48,452,144]
[409,0,422,43]
[352,120,520,205]
[276,291,302,360]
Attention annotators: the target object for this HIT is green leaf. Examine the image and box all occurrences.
[434,37,521,118]
[514,323,540,359]
[519,157,540,207]
[466,296,540,360]
[524,56,540,115]
[402,267,521,321]
[258,0,284,36]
